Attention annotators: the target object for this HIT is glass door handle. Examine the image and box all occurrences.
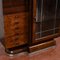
[33,17,41,23]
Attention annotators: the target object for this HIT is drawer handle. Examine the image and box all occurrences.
[33,17,41,23]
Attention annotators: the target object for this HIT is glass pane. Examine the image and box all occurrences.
[56,0,60,28]
[42,19,54,31]
[55,28,60,33]
[41,30,54,37]
[42,0,56,31]
[33,0,60,40]
[36,0,41,22]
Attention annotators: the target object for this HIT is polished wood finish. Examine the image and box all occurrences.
[3,0,60,53]
[3,0,28,14]
[4,13,28,48]
[32,33,60,44]
[3,0,29,51]
[29,40,56,52]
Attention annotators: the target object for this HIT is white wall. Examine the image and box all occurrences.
[0,0,4,38]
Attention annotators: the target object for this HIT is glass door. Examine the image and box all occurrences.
[32,0,60,44]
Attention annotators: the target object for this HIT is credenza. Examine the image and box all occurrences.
[3,0,60,54]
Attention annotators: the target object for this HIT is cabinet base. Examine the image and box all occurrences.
[29,40,56,52]
[5,44,28,54]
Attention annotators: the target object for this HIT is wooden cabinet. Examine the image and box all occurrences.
[3,0,60,53]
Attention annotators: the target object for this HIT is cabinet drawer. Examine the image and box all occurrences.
[4,13,28,48]
[4,13,28,36]
[3,0,27,14]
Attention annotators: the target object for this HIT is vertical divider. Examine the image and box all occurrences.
[26,0,33,52]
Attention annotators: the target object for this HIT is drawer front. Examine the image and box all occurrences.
[3,0,28,14]
[4,13,28,48]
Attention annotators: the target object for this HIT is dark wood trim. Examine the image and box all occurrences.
[29,40,56,52]
[2,0,60,53]
[0,37,28,54]
[27,0,33,46]
[5,44,28,54]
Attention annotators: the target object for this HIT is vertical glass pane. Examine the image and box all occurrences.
[42,19,55,31]
[56,0,60,28]
[42,0,56,31]
[36,0,41,22]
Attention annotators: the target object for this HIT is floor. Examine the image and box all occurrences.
[0,37,60,60]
